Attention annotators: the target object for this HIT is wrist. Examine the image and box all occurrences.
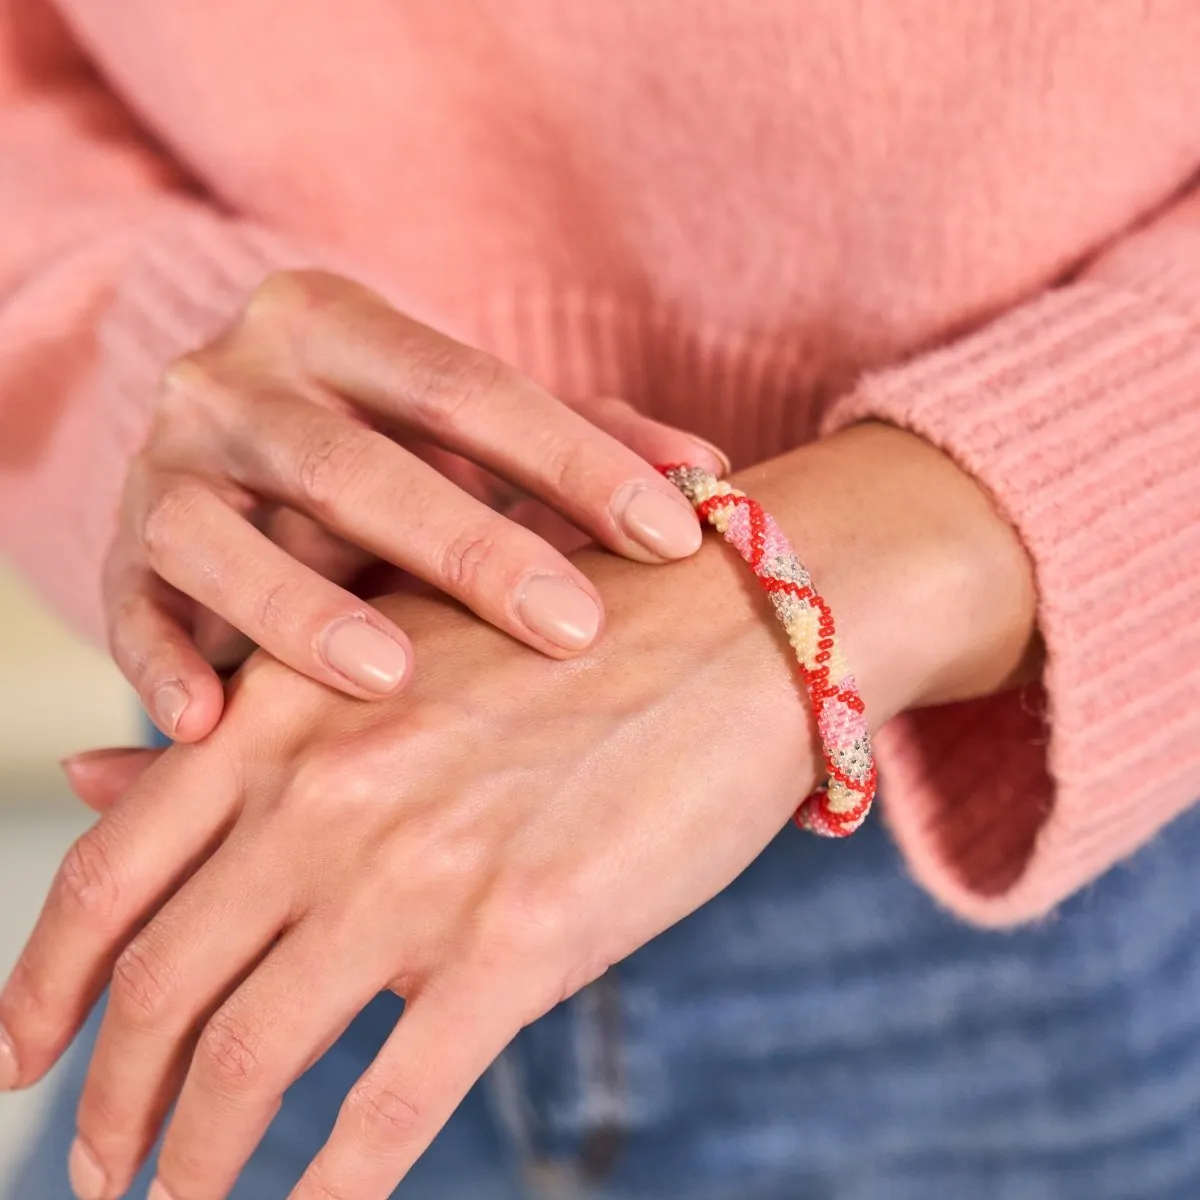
[571,510,824,806]
[738,424,1039,716]
[578,423,1039,737]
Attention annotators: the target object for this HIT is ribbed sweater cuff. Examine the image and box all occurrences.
[54,211,312,641]
[822,282,1200,926]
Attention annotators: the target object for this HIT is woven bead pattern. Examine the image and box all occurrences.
[660,464,876,837]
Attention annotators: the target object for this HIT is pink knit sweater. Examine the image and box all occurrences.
[3,0,1200,926]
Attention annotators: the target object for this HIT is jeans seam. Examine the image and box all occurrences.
[576,967,628,1185]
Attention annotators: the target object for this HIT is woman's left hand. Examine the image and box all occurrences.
[2,538,824,1200]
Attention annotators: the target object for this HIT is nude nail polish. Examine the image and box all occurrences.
[60,747,142,770]
[516,575,601,651]
[687,435,733,476]
[0,1026,17,1090]
[68,1137,107,1200]
[320,618,408,693]
[617,486,703,560]
[152,682,189,735]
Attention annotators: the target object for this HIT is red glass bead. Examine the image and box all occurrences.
[658,463,874,838]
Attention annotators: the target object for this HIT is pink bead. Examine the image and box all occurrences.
[659,464,876,838]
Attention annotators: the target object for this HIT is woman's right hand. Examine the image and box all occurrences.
[106,269,728,741]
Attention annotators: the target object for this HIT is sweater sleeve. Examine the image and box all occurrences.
[0,1,311,642]
[821,186,1200,927]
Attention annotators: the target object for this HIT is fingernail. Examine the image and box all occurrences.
[616,486,703,560]
[151,682,189,735]
[60,747,142,771]
[320,618,407,694]
[516,575,601,651]
[687,435,733,477]
[0,1026,18,1090]
[148,1180,177,1200]
[68,1137,107,1200]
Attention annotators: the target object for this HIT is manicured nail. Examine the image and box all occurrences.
[60,747,143,771]
[320,618,407,693]
[68,1137,107,1200]
[687,435,733,477]
[516,575,601,651]
[152,682,189,735]
[0,1026,18,1090]
[616,486,703,560]
[148,1180,177,1200]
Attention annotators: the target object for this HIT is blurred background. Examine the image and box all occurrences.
[0,566,138,1184]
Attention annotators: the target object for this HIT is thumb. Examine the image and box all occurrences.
[60,747,165,813]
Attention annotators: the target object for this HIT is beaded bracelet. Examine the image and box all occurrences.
[658,464,876,837]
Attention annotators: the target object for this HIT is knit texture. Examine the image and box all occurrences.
[823,274,1200,925]
[3,0,1200,922]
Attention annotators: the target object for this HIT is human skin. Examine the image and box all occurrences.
[105,269,728,743]
[0,423,1038,1200]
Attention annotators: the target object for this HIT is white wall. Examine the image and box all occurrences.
[0,565,138,807]
[0,566,138,1188]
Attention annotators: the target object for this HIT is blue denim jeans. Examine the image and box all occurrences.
[13,799,1200,1199]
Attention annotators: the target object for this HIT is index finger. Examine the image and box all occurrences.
[246,271,709,564]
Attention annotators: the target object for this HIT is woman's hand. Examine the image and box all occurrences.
[13,554,823,1200]
[2,425,1039,1200]
[108,268,727,741]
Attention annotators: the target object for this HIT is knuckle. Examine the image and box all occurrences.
[110,936,177,1026]
[437,526,500,594]
[347,1080,422,1145]
[410,347,510,432]
[255,579,292,636]
[470,886,608,1022]
[55,832,121,925]
[199,1008,268,1092]
[408,838,488,907]
[158,353,215,412]
[293,430,372,515]
[277,751,376,819]
[276,758,332,815]
[156,352,232,436]
[140,480,206,563]
[542,435,593,495]
[242,270,313,328]
[477,875,581,968]
[297,1164,348,1200]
